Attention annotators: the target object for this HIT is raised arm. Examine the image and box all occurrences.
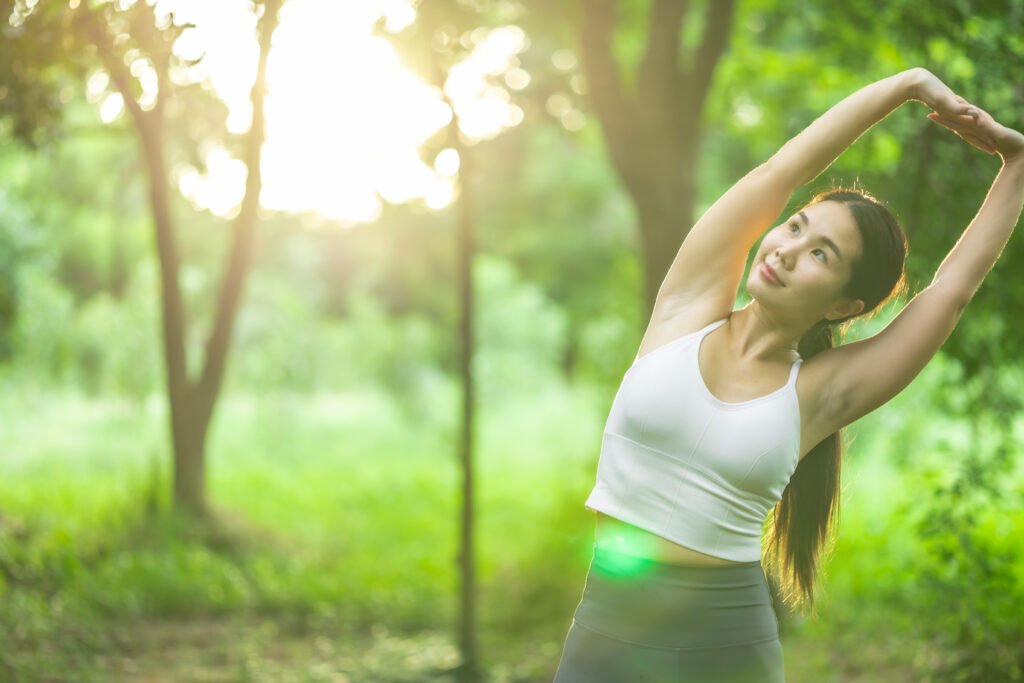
[813,112,1024,435]
[654,68,979,321]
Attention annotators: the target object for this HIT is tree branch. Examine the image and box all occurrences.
[76,0,192,407]
[197,0,281,413]
[637,0,688,104]
[74,3,150,132]
[580,0,627,124]
[131,0,172,117]
[580,0,631,164]
[684,0,735,113]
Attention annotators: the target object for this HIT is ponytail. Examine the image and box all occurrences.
[763,319,843,614]
[762,186,908,614]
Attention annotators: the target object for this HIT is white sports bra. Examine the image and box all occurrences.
[584,317,803,562]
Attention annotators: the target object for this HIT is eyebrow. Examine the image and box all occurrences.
[796,210,844,262]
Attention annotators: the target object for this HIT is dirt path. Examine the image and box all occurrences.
[91,615,916,682]
[97,617,470,683]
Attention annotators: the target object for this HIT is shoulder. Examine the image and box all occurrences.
[794,346,848,447]
[636,301,732,360]
[795,350,837,405]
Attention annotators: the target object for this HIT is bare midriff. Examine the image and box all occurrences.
[594,512,750,567]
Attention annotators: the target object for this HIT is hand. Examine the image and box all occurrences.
[927,105,1024,161]
[908,67,979,121]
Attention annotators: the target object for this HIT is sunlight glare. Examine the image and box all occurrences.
[551,49,577,71]
[434,148,460,177]
[85,70,110,101]
[445,25,528,142]
[177,148,247,218]
[130,57,159,109]
[424,179,456,211]
[158,0,259,129]
[99,92,124,123]
[150,0,527,224]
[381,0,416,32]
[504,67,531,91]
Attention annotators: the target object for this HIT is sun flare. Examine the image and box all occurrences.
[124,0,529,224]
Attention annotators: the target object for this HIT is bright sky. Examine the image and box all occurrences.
[90,0,532,224]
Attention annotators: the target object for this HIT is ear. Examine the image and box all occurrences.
[825,298,865,321]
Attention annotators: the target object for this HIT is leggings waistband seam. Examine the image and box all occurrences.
[571,619,781,652]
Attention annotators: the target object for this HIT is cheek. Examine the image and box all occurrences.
[760,232,782,251]
[755,243,775,263]
[813,270,850,299]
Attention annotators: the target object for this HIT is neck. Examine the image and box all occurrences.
[725,302,816,362]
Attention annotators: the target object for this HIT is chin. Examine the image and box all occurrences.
[747,272,768,296]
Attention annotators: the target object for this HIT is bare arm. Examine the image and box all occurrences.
[654,68,978,321]
[929,111,1024,305]
[768,70,916,188]
[815,116,1024,433]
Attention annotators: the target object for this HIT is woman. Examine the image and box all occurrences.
[553,67,1024,683]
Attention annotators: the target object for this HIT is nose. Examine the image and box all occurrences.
[774,246,792,268]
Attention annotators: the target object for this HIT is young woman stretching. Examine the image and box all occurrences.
[552,67,1024,682]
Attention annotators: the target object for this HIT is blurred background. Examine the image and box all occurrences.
[1,0,1023,681]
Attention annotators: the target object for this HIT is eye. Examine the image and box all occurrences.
[788,222,800,234]
[812,248,828,263]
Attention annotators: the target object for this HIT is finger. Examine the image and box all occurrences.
[929,112,996,143]
[929,112,977,127]
[952,104,979,119]
[959,132,997,154]
[971,106,995,125]
[950,128,996,155]
[965,106,1002,129]
[953,96,976,115]
[929,116,997,153]
[928,113,993,147]
[939,101,979,120]
[935,107,981,124]
[928,113,975,133]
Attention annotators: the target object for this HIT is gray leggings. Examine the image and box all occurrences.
[552,547,785,683]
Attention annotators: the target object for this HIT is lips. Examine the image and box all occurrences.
[760,262,784,286]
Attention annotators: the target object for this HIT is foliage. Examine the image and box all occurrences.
[1,0,1024,679]
[902,365,1024,682]
[0,382,603,680]
[1,348,1021,680]
[0,186,40,362]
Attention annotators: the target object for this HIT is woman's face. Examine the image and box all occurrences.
[747,200,865,322]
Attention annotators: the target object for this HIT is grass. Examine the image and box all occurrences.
[1,363,1022,681]
[0,380,599,681]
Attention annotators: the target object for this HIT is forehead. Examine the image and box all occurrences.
[799,201,863,260]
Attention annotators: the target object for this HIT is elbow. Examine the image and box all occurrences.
[927,275,972,313]
[754,158,803,194]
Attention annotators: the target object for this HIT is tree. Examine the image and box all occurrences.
[385,3,529,679]
[579,0,737,318]
[5,0,283,513]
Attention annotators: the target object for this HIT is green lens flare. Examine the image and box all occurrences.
[596,530,659,579]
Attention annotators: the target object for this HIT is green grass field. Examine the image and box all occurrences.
[1,360,1022,681]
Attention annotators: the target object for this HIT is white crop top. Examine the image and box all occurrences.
[584,317,803,562]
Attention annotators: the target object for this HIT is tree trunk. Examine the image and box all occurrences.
[634,131,701,321]
[580,0,735,319]
[132,113,197,512]
[79,0,281,515]
[171,398,209,514]
[454,136,481,683]
[408,3,484,675]
[199,0,279,408]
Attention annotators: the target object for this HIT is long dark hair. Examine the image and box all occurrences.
[763,187,908,614]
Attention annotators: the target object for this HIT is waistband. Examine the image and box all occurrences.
[591,545,762,582]
[573,546,779,650]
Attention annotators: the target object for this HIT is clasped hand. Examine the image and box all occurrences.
[911,67,1024,161]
